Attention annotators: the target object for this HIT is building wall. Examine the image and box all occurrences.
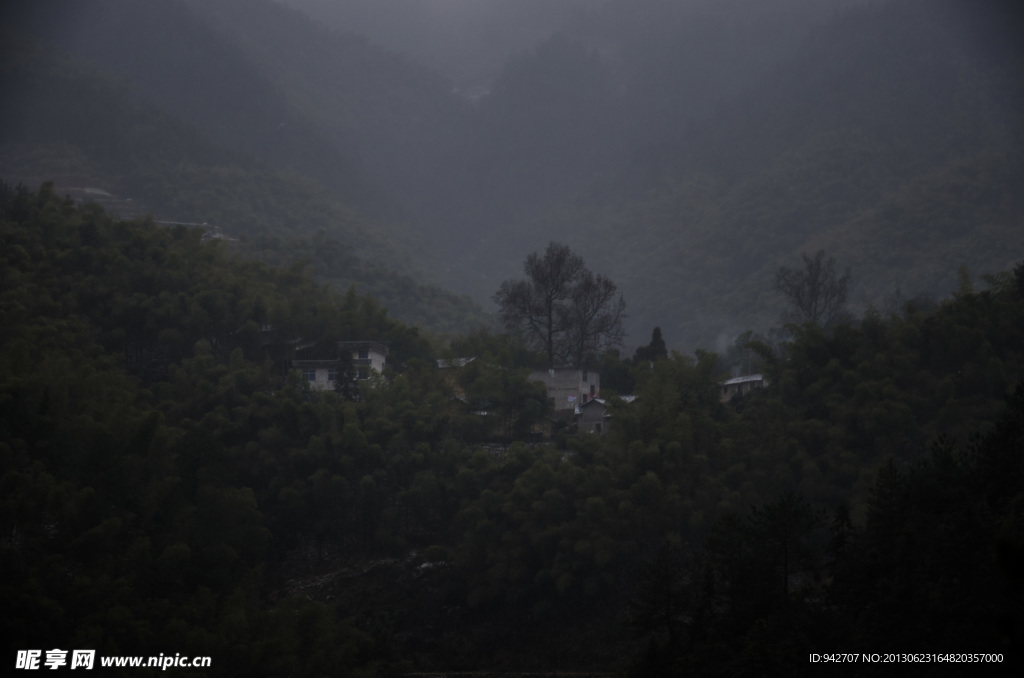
[292,341,388,391]
[579,405,608,433]
[529,368,601,411]
[312,367,336,391]
[719,376,766,402]
[550,385,580,410]
[297,364,339,391]
[350,349,386,374]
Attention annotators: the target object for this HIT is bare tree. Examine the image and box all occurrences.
[560,270,626,367]
[775,250,850,327]
[494,242,583,368]
[494,242,624,368]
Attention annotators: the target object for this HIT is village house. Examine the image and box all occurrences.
[529,367,600,411]
[720,373,768,402]
[576,395,636,434]
[291,341,389,391]
[436,357,476,399]
[260,326,315,379]
[340,341,389,380]
[291,358,341,391]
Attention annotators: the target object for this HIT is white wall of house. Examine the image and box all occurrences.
[341,341,388,379]
[293,341,388,390]
[529,368,600,411]
[296,363,340,391]
[349,347,386,375]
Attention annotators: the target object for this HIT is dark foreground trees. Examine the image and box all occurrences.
[5,184,1024,675]
[494,242,625,368]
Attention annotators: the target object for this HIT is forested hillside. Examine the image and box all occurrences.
[502,0,1024,349]
[269,0,1024,352]
[278,0,590,91]
[3,185,1022,675]
[0,19,490,335]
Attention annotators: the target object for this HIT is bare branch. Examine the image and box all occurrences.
[560,271,625,367]
[775,250,850,326]
[494,243,625,368]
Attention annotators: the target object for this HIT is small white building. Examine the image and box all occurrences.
[576,395,636,434]
[720,373,767,402]
[529,367,600,411]
[292,359,342,391]
[292,341,389,391]
[340,341,388,380]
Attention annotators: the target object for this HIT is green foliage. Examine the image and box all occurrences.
[633,327,668,365]
[0,26,489,338]
[598,348,635,396]
[0,185,436,674]
[4,185,1024,671]
[628,537,690,647]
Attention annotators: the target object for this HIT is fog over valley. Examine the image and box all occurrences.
[4,0,1020,351]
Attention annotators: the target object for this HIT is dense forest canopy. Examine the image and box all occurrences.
[2,183,1022,674]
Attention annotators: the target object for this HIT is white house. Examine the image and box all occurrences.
[720,373,767,402]
[340,341,388,380]
[292,341,389,391]
[576,395,636,434]
[529,367,600,411]
[292,358,341,391]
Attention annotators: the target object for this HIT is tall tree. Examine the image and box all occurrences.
[494,242,624,368]
[775,250,851,327]
[634,326,668,365]
[493,242,582,368]
[561,269,626,367]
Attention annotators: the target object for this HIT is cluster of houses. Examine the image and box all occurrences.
[522,367,636,435]
[276,334,766,437]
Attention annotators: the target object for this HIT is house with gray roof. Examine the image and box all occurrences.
[576,395,636,434]
[720,373,767,402]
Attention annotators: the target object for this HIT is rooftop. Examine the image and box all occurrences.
[722,373,765,386]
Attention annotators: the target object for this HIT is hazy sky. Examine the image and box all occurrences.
[276,0,593,85]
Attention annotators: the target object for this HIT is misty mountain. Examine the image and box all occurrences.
[3,0,1022,353]
[1,0,473,219]
[184,0,471,222]
[425,0,871,286]
[0,12,491,334]
[458,0,1024,350]
[2,0,378,206]
[277,0,591,93]
[563,0,867,148]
